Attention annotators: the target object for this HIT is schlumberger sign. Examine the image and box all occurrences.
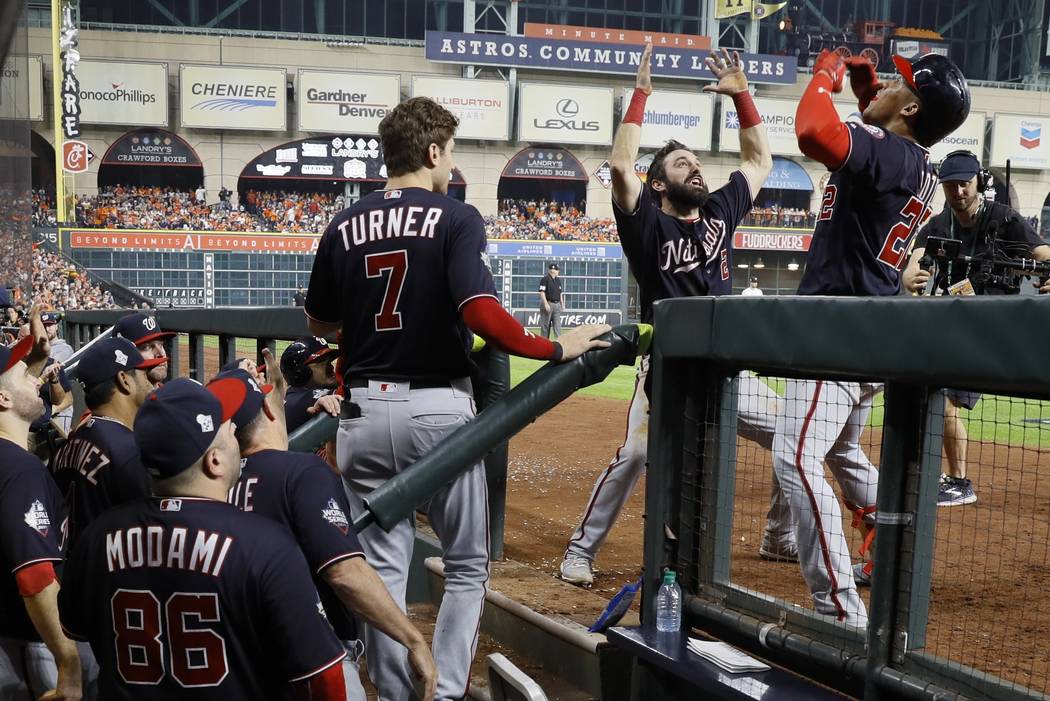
[425,31,797,85]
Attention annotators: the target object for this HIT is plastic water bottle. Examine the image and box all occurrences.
[655,570,682,632]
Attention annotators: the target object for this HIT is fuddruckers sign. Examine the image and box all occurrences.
[296,70,400,134]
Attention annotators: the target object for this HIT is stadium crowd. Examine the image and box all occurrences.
[73,185,258,231]
[487,199,618,242]
[31,247,116,312]
[244,189,344,233]
[742,205,818,228]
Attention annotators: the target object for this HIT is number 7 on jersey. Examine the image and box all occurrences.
[365,250,408,331]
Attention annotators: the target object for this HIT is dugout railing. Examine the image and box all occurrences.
[61,308,514,556]
[640,295,1050,701]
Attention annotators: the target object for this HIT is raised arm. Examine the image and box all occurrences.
[610,44,652,213]
[796,49,850,170]
[702,49,772,199]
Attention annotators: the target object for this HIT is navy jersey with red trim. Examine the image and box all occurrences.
[798,122,938,296]
[0,440,68,641]
[306,187,497,382]
[283,386,333,434]
[58,497,345,700]
[614,171,753,323]
[231,449,365,641]
[50,416,150,549]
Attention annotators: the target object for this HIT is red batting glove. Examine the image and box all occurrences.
[813,49,845,93]
[845,56,882,111]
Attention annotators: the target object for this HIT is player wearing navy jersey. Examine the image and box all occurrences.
[0,335,83,701]
[50,337,166,548]
[306,97,609,700]
[218,362,438,700]
[281,336,341,434]
[59,378,348,700]
[559,46,790,585]
[113,313,175,387]
[769,50,970,627]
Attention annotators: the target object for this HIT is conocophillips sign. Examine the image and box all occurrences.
[77,60,168,127]
[180,64,286,131]
[518,83,613,146]
[297,70,399,134]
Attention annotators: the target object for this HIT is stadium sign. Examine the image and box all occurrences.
[518,83,614,146]
[0,55,44,121]
[67,229,320,253]
[500,147,588,181]
[990,113,1050,169]
[514,310,623,327]
[929,112,985,164]
[179,64,287,131]
[77,60,168,127]
[624,88,713,151]
[523,23,710,50]
[132,288,205,307]
[297,70,399,134]
[733,230,813,252]
[58,2,81,145]
[410,76,509,141]
[425,31,797,85]
[720,96,855,156]
[486,239,621,259]
[101,129,202,167]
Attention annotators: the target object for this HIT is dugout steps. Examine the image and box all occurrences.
[408,531,636,701]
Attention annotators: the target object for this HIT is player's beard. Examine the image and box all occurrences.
[663,179,710,214]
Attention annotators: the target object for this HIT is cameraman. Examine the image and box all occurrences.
[902,150,1050,507]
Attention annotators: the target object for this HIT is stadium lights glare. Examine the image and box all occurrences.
[753,258,765,269]
[787,260,800,271]
[737,262,749,269]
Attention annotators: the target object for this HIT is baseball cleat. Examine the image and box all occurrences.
[559,553,594,586]
[937,474,977,507]
[853,562,872,587]
[759,533,799,562]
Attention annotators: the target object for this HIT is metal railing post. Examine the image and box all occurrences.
[188,333,206,383]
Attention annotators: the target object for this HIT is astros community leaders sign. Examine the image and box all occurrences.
[425,31,797,85]
[297,70,399,134]
[77,60,168,127]
[180,64,287,131]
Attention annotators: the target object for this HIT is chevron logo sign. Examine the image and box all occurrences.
[1020,123,1041,150]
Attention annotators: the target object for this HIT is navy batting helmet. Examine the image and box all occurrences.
[892,53,970,148]
[280,336,338,387]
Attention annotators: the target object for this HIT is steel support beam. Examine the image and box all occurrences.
[145,0,183,26]
[205,0,249,28]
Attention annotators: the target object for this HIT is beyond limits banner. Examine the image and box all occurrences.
[425,31,797,85]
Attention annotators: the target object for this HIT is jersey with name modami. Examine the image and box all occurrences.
[306,187,497,383]
[59,496,346,700]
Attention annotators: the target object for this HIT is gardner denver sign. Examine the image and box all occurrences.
[297,70,400,134]
[425,31,796,85]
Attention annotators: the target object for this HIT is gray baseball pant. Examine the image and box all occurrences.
[338,378,488,701]
[0,638,98,700]
[540,302,562,339]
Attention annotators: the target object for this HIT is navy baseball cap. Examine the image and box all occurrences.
[40,311,61,326]
[134,377,247,479]
[280,337,338,385]
[938,151,980,183]
[115,313,176,346]
[77,337,167,388]
[207,368,273,429]
[0,336,34,376]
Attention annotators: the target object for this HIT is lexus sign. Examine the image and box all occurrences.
[517,83,613,145]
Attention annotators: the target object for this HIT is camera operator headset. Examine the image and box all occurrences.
[902,149,1050,296]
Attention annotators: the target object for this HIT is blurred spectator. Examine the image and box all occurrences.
[74,185,258,231]
[486,199,616,242]
[31,247,116,312]
[741,204,817,228]
[32,189,58,227]
[245,190,344,233]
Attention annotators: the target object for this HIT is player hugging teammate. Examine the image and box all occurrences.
[771,50,970,627]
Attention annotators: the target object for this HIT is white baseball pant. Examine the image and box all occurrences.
[0,638,98,700]
[772,379,881,628]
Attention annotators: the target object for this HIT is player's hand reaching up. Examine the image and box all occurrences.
[703,48,749,96]
[845,55,882,110]
[813,49,846,93]
[555,323,612,361]
[635,43,653,95]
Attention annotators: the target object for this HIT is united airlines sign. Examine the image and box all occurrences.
[425,31,797,85]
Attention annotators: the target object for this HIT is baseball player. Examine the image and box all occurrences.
[305,96,610,700]
[559,46,789,586]
[59,378,350,699]
[0,335,82,700]
[113,313,175,387]
[50,337,165,548]
[218,362,438,700]
[771,50,969,627]
[281,336,342,433]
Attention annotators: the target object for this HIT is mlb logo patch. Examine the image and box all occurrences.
[379,382,399,393]
[321,498,350,535]
[160,498,183,512]
[1020,125,1041,150]
[384,190,402,199]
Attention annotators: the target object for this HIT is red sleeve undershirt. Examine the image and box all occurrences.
[16,561,57,597]
[462,297,562,361]
[293,661,346,701]
[795,73,851,170]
